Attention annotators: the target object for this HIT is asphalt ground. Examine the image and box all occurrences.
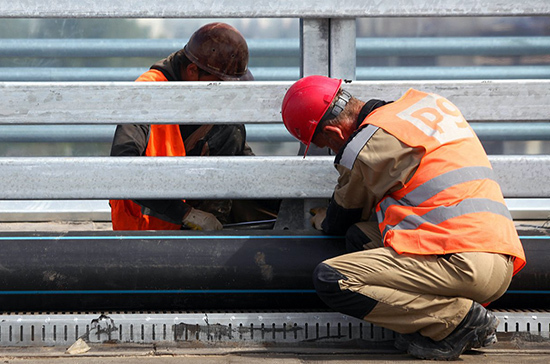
[1,349,550,364]
[1,335,550,364]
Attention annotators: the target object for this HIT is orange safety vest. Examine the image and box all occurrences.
[365,89,526,275]
[110,70,186,230]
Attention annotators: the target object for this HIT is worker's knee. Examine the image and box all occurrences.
[313,262,346,294]
[313,262,378,319]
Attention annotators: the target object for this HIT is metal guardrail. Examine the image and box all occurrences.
[2,37,548,58]
[0,5,546,206]
[2,123,550,144]
[1,81,549,124]
[1,198,548,223]
[0,81,548,145]
[1,37,549,81]
[4,66,550,82]
[355,66,550,80]
[0,39,301,58]
[3,66,550,82]
[1,1,549,18]
[0,155,548,200]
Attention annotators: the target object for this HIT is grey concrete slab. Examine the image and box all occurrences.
[1,350,550,364]
[1,338,550,363]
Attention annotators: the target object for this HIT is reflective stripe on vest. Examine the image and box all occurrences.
[379,198,513,238]
[338,124,379,169]
[376,165,513,236]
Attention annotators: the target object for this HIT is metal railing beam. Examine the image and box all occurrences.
[0,81,548,124]
[0,155,547,199]
[2,66,549,82]
[2,37,548,58]
[1,1,548,18]
[1,123,550,144]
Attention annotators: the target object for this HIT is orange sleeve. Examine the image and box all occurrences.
[135,69,168,82]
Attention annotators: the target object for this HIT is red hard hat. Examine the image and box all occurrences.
[281,75,342,153]
[183,22,253,81]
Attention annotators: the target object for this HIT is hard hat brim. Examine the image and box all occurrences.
[219,69,254,81]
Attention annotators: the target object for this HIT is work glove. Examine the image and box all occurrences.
[182,208,223,231]
[309,207,327,231]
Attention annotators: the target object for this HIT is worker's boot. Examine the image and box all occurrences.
[394,332,422,352]
[406,302,499,361]
[395,329,496,353]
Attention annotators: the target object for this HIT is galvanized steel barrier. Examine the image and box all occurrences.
[2,37,550,82]
[0,4,546,216]
[0,81,548,201]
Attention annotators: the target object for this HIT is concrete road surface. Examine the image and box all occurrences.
[1,343,550,364]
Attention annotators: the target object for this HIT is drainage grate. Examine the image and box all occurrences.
[496,310,550,337]
[0,311,548,347]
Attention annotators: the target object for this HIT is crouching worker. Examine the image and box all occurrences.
[281,75,526,360]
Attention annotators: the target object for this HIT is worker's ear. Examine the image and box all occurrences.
[323,125,346,142]
[183,63,200,81]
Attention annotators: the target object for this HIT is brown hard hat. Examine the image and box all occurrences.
[183,22,253,81]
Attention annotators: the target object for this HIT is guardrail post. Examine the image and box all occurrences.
[297,17,332,222]
[300,18,330,77]
[300,18,356,79]
[329,18,356,80]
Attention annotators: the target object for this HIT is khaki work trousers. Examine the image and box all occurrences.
[323,223,515,341]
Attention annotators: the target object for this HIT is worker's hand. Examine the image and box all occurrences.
[309,207,327,231]
[182,208,223,231]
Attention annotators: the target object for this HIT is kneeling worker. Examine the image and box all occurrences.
[110,22,254,231]
[281,75,526,360]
